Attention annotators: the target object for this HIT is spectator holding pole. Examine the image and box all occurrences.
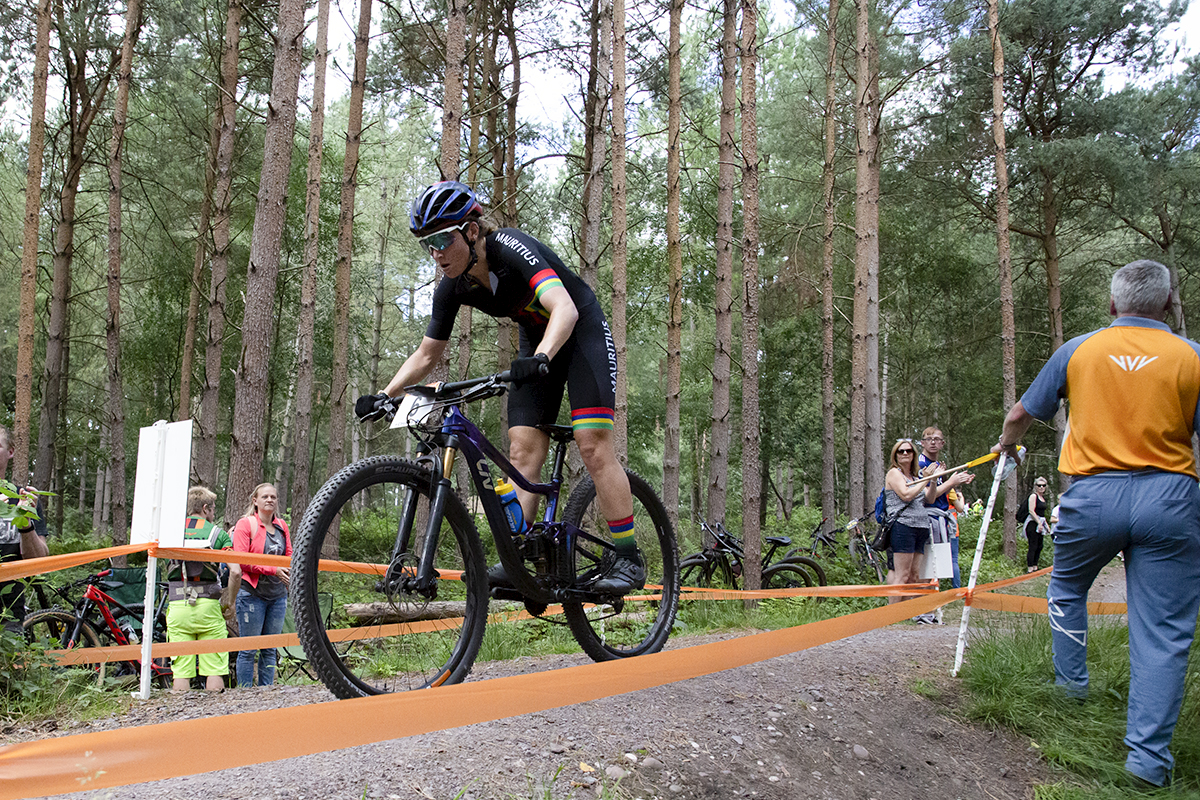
[995,259,1200,789]
[232,483,291,687]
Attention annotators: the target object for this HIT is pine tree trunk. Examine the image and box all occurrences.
[820,0,840,534]
[226,0,306,527]
[610,0,628,462]
[578,0,611,290]
[104,0,142,549]
[847,0,872,518]
[322,0,372,553]
[197,0,243,489]
[989,0,1019,558]
[289,0,330,526]
[662,0,684,537]
[739,0,762,591]
[707,0,737,526]
[13,0,53,481]
[862,36,884,503]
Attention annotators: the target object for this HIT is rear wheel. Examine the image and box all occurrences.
[562,470,679,661]
[22,609,106,686]
[292,456,489,698]
[680,554,716,588]
[761,563,814,594]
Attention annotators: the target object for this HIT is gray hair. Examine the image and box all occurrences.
[1111,260,1171,317]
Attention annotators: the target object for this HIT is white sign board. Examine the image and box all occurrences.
[130,419,193,546]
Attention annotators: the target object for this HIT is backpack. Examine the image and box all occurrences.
[874,488,887,525]
[1016,499,1030,524]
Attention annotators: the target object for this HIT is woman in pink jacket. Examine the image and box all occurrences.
[232,483,292,687]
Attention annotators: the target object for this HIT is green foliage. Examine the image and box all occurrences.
[0,627,122,725]
[961,613,1200,794]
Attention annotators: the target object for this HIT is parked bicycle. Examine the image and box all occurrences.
[292,370,680,699]
[22,568,171,687]
[807,513,886,584]
[679,521,826,595]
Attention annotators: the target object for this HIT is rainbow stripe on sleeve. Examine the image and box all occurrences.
[530,268,565,301]
[571,407,615,431]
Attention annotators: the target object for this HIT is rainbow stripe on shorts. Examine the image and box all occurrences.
[571,407,615,432]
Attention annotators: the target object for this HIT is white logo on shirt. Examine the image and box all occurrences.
[1109,355,1158,372]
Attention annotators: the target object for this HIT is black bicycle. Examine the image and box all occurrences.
[679,521,826,595]
[807,513,886,584]
[292,370,680,699]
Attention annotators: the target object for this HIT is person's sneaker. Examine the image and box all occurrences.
[591,555,646,595]
[487,562,513,589]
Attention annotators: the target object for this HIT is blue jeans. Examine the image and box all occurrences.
[1048,471,1200,786]
[950,535,961,589]
[235,590,287,687]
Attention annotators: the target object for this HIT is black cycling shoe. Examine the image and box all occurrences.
[591,554,646,595]
[487,562,513,589]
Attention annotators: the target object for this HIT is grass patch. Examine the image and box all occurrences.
[961,612,1200,796]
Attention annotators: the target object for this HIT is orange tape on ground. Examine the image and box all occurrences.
[0,543,150,583]
[969,592,1127,616]
[0,588,961,799]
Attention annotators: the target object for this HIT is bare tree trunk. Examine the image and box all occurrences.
[197,0,243,488]
[321,0,372,553]
[820,0,840,533]
[662,0,684,536]
[225,0,306,527]
[104,0,143,549]
[847,0,872,518]
[739,0,761,591]
[13,0,53,482]
[35,22,118,490]
[441,0,467,179]
[988,0,1019,558]
[93,426,107,536]
[289,0,330,525]
[707,0,737,525]
[578,0,612,290]
[180,109,223,423]
[610,0,628,462]
[862,37,883,502]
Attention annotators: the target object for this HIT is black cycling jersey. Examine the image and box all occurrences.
[425,228,600,342]
[424,227,617,430]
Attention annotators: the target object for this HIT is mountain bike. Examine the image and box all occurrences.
[22,568,171,687]
[807,513,885,584]
[679,521,825,596]
[292,369,680,699]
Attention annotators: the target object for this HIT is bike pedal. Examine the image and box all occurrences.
[489,587,527,602]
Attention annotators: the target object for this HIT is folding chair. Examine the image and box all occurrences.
[278,591,332,682]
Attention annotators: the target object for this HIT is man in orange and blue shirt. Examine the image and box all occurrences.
[995,260,1200,789]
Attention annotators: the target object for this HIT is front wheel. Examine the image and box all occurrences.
[292,456,489,698]
[562,470,680,661]
[22,609,107,686]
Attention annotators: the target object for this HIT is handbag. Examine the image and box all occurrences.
[870,493,916,552]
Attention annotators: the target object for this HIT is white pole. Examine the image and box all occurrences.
[952,452,1008,677]
[135,421,169,699]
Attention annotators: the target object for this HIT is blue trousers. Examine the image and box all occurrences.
[950,535,961,589]
[235,590,287,687]
[1048,470,1200,786]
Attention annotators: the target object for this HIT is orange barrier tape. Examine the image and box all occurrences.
[0,588,961,799]
[0,543,150,583]
[679,580,939,600]
[966,566,1052,599]
[968,592,1127,616]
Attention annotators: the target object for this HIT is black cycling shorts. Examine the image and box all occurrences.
[508,303,618,433]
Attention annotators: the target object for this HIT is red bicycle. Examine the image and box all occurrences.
[22,568,171,687]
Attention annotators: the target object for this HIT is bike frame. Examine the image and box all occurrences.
[70,575,169,677]
[400,398,610,603]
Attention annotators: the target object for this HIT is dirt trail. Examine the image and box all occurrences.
[9,564,1131,800]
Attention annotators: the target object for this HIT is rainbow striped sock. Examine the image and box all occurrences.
[607,515,637,557]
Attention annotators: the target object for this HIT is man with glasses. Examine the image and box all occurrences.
[995,260,1200,789]
[914,427,974,622]
[363,181,643,596]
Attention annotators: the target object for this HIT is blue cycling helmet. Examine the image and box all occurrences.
[409,181,484,236]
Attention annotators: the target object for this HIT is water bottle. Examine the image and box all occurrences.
[120,620,139,645]
[494,480,525,534]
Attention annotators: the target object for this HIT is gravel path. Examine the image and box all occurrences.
[9,564,1130,800]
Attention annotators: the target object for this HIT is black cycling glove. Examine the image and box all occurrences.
[355,392,389,421]
[509,353,550,385]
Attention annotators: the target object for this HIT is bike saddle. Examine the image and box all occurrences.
[537,424,575,442]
